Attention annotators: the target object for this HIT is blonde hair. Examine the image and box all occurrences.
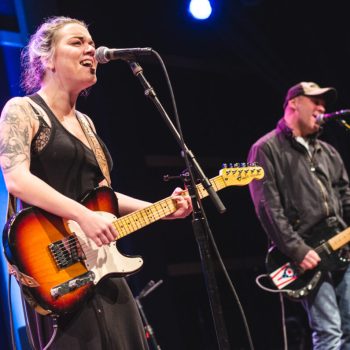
[21,16,87,94]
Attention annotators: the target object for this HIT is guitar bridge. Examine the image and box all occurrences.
[50,271,95,299]
[49,235,85,269]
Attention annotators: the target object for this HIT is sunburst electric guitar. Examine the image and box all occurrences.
[3,164,264,315]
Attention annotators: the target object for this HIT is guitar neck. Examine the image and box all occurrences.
[113,174,226,239]
[328,227,350,251]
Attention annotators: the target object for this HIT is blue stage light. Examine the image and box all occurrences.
[188,0,212,20]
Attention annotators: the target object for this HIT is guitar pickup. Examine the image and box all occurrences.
[50,271,95,299]
[49,235,85,269]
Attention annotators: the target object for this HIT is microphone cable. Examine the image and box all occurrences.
[150,49,256,350]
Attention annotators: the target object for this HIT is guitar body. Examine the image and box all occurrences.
[3,187,143,315]
[266,225,350,300]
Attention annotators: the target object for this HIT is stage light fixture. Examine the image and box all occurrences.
[188,0,212,20]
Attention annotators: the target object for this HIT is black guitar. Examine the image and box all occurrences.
[265,224,350,300]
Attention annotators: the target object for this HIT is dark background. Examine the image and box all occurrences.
[2,1,350,349]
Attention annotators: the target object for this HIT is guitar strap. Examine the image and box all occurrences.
[24,96,112,186]
[76,111,112,187]
[24,96,112,187]
[7,193,16,220]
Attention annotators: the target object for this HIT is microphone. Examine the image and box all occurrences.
[316,109,350,125]
[95,46,152,64]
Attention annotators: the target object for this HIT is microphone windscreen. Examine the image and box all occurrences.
[95,47,109,64]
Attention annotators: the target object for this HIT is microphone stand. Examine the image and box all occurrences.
[135,280,163,350]
[128,60,230,350]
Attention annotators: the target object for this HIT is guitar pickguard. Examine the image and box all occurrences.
[67,211,144,284]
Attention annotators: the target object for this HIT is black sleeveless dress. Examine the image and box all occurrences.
[25,94,149,350]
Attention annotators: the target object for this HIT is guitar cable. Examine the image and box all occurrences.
[19,282,38,350]
[7,273,37,350]
[8,274,17,350]
[8,270,58,350]
[278,293,288,350]
[20,289,58,350]
[255,273,294,295]
[41,316,58,350]
[255,274,292,350]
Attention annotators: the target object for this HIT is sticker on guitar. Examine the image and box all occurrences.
[269,262,298,289]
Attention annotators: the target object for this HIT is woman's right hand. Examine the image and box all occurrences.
[76,209,118,247]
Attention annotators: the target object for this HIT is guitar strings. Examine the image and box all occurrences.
[49,175,234,265]
[49,177,225,261]
[49,200,178,264]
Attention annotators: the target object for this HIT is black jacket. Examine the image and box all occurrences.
[248,118,350,263]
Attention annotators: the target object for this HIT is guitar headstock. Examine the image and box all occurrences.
[220,162,264,186]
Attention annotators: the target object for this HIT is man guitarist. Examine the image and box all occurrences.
[248,81,350,349]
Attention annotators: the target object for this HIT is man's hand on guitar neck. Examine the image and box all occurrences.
[299,249,321,271]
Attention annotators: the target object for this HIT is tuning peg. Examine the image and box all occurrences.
[222,163,227,168]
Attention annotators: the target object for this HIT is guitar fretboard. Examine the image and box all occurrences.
[113,175,226,239]
[328,227,350,251]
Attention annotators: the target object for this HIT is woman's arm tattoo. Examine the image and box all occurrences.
[0,101,34,172]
